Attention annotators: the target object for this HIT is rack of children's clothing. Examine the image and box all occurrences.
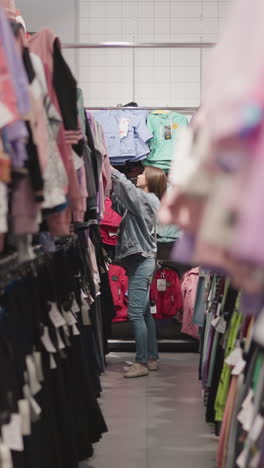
[156,0,264,464]
[0,2,124,465]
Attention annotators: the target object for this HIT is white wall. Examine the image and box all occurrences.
[17,0,79,74]
[79,0,231,107]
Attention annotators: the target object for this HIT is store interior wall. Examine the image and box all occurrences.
[17,0,79,75]
[79,0,231,107]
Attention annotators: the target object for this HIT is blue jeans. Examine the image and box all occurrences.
[125,255,159,365]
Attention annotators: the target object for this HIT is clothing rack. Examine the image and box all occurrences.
[63,41,215,49]
[85,106,197,114]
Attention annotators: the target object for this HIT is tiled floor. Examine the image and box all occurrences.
[80,353,218,468]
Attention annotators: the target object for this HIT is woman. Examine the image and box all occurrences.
[111,166,167,378]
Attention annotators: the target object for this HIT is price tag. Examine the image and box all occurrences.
[119,118,130,138]
[249,414,264,442]
[71,299,80,314]
[2,414,24,452]
[55,329,65,350]
[50,354,57,370]
[18,400,31,436]
[249,452,261,468]
[33,352,44,382]
[236,448,247,468]
[41,327,56,353]
[225,347,242,367]
[23,385,42,422]
[151,304,157,315]
[26,356,41,396]
[72,323,80,336]
[157,279,166,292]
[65,311,77,327]
[0,443,13,468]
[232,358,246,376]
[49,303,66,328]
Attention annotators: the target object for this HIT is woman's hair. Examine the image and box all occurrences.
[144,166,167,200]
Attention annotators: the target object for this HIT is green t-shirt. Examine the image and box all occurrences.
[144,111,188,171]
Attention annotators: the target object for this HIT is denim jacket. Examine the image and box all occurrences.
[111,168,160,262]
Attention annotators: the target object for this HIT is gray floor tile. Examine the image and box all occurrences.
[80,353,218,468]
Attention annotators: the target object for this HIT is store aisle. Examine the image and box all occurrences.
[80,353,218,468]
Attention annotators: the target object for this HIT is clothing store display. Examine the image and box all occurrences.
[180,268,200,340]
[0,7,120,466]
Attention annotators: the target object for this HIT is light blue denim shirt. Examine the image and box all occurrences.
[111,168,160,262]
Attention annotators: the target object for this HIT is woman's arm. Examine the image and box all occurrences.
[111,167,144,215]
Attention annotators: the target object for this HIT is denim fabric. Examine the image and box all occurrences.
[124,255,158,364]
[111,168,160,261]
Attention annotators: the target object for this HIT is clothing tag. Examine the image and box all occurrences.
[62,325,71,347]
[71,299,80,313]
[23,385,42,422]
[18,400,31,436]
[2,414,24,452]
[33,352,44,382]
[41,327,56,353]
[25,356,41,396]
[225,347,242,367]
[49,303,66,328]
[157,279,166,292]
[237,392,255,432]
[0,443,13,468]
[232,358,246,376]
[249,452,261,468]
[81,301,91,326]
[151,304,157,315]
[211,316,221,329]
[109,232,117,237]
[49,354,57,370]
[71,323,80,336]
[215,316,227,334]
[65,311,77,327]
[164,125,172,140]
[236,448,248,468]
[55,329,65,350]
[249,414,264,442]
[119,118,130,139]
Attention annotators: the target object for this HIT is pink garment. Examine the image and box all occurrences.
[29,29,82,231]
[100,197,122,246]
[203,0,264,141]
[1,0,16,20]
[12,177,41,234]
[180,268,200,339]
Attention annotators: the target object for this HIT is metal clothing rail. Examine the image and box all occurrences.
[63,41,215,49]
[85,106,197,114]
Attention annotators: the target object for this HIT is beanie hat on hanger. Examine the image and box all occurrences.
[0,0,16,20]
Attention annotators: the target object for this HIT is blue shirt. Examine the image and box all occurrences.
[94,110,153,163]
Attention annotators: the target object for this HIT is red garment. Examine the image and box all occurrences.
[150,267,183,320]
[108,264,128,323]
[180,268,199,339]
[100,197,122,246]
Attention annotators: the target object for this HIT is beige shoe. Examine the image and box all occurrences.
[148,360,159,371]
[124,363,149,378]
